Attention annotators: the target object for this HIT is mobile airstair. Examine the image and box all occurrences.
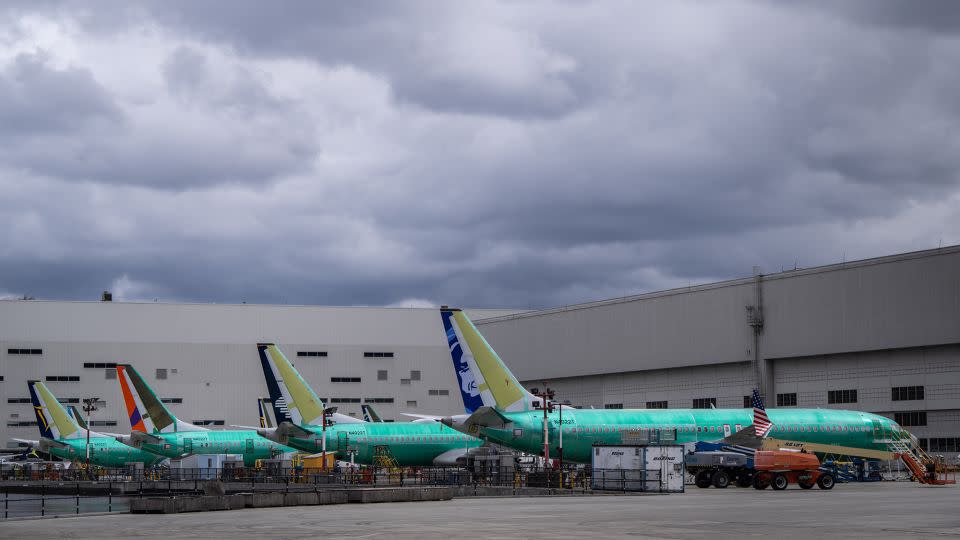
[888,432,955,485]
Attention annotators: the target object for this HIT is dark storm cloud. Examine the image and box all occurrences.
[0,1,958,308]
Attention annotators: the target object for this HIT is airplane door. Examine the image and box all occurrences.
[337,431,348,451]
[871,418,887,441]
[245,438,254,455]
[183,438,193,454]
[723,424,731,438]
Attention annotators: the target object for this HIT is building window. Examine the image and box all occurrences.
[428,389,450,396]
[45,376,80,382]
[58,398,79,404]
[377,370,388,381]
[776,393,798,407]
[0,376,4,381]
[364,398,395,404]
[828,389,858,404]
[363,352,394,358]
[331,377,361,383]
[692,398,716,409]
[604,403,623,409]
[329,398,361,404]
[743,396,751,408]
[928,438,960,453]
[161,398,183,404]
[155,369,167,380]
[297,351,327,357]
[192,420,225,426]
[894,411,927,427]
[105,369,116,380]
[647,401,668,409]
[410,370,421,381]
[400,378,411,385]
[7,398,31,404]
[406,400,417,408]
[892,386,924,401]
[7,421,36,427]
[8,348,42,355]
[83,362,117,369]
[89,420,117,427]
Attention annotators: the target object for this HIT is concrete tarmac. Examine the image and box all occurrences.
[1,482,957,539]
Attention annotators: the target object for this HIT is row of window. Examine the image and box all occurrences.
[8,349,42,355]
[331,377,361,383]
[892,386,924,401]
[297,351,328,357]
[192,420,225,426]
[918,437,960,453]
[161,398,183,404]
[776,393,798,407]
[692,398,716,409]
[299,351,400,358]
[894,411,927,426]
[83,362,117,369]
[828,389,858,404]
[427,389,450,396]
[46,376,79,382]
[89,420,117,427]
[364,398,394,403]
[604,403,623,409]
[647,401,668,409]
[363,352,394,358]
[9,397,82,404]
[329,398,361,404]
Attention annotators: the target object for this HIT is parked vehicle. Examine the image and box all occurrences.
[752,450,834,490]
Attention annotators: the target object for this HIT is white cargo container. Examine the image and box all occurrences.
[591,445,685,493]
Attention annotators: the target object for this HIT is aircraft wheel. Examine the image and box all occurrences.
[695,470,713,488]
[771,474,789,491]
[817,473,835,490]
[712,470,730,489]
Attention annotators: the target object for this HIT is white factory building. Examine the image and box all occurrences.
[1,245,958,456]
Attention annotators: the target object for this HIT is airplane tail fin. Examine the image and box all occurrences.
[441,308,538,413]
[361,404,382,423]
[258,397,275,429]
[28,381,84,440]
[68,405,87,430]
[116,364,205,433]
[257,343,326,426]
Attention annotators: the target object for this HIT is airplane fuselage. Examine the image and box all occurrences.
[471,408,903,463]
[50,437,166,467]
[141,430,293,466]
[286,422,482,466]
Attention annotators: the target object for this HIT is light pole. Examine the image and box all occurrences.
[532,383,555,469]
[81,397,100,473]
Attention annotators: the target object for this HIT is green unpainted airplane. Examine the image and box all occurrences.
[115,364,296,467]
[17,380,165,467]
[257,343,482,466]
[439,308,916,463]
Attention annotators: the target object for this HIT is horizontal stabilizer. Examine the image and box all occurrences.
[38,437,68,451]
[718,425,763,449]
[276,421,315,439]
[401,413,443,423]
[456,406,513,431]
[129,431,163,446]
[12,438,40,448]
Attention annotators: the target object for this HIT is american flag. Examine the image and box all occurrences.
[752,389,773,437]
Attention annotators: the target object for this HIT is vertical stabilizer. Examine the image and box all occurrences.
[258,397,276,429]
[116,364,205,433]
[257,344,325,425]
[68,405,88,430]
[361,404,383,423]
[441,309,538,413]
[28,381,85,440]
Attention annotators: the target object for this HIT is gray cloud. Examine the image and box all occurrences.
[0,1,957,308]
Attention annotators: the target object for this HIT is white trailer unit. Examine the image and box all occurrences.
[591,445,685,493]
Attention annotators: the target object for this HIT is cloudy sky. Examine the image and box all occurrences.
[1,1,958,308]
